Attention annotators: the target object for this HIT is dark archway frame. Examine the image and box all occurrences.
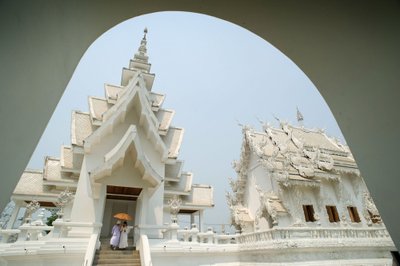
[0,1,399,249]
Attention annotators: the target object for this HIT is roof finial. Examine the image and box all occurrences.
[296,106,304,126]
[134,28,149,63]
[143,27,148,40]
[138,28,148,54]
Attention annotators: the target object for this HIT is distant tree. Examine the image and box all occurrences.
[46,208,59,226]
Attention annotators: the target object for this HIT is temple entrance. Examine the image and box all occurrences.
[101,185,142,242]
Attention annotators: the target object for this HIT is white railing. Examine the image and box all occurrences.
[17,224,53,241]
[137,234,152,266]
[163,223,238,244]
[134,224,166,242]
[236,227,391,244]
[82,233,98,266]
[51,220,102,238]
[0,229,21,243]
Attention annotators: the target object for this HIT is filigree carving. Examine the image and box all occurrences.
[55,188,74,219]
[255,186,285,228]
[363,191,382,225]
[302,146,335,173]
[289,188,306,226]
[289,154,315,177]
[25,200,40,223]
[232,160,241,174]
[291,135,304,150]
[228,177,237,192]
[168,195,182,223]
[226,192,238,207]
[315,150,334,171]
[228,204,253,232]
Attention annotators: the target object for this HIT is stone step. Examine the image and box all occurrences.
[99,246,136,251]
[93,239,140,266]
[93,258,140,265]
[96,249,137,254]
[100,239,134,250]
[94,264,140,266]
[95,253,140,260]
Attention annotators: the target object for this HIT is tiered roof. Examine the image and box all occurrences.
[227,122,359,228]
[13,29,213,212]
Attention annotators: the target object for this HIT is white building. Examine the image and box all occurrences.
[0,30,214,266]
[0,30,395,266]
[226,121,395,264]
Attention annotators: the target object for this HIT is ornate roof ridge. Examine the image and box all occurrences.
[72,110,90,115]
[45,156,60,161]
[88,95,107,101]
[23,168,43,174]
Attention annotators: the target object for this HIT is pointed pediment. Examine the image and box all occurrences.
[121,68,155,90]
[84,74,167,159]
[90,125,163,187]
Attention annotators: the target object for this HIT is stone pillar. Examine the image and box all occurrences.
[199,210,204,232]
[190,213,195,225]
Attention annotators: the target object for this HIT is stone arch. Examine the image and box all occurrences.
[1,1,399,249]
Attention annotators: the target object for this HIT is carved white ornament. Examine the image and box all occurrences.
[168,195,182,222]
[55,188,73,219]
[255,186,285,227]
[25,200,40,223]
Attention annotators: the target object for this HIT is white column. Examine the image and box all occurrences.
[199,210,204,232]
[6,201,22,229]
[190,213,195,226]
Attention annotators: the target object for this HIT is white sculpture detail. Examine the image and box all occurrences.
[55,188,74,220]
[255,186,284,228]
[168,195,182,223]
[25,200,40,224]
[363,191,382,225]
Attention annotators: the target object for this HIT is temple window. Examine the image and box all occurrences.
[326,205,340,222]
[303,205,316,222]
[347,206,361,223]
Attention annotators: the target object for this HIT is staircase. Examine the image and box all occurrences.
[92,238,141,266]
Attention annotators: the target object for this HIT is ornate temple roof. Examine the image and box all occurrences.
[11,28,213,213]
[60,146,83,173]
[88,96,111,124]
[71,111,97,146]
[105,84,123,104]
[156,108,175,135]
[229,122,359,212]
[162,127,184,159]
[43,157,76,184]
[13,170,57,198]
[246,123,355,167]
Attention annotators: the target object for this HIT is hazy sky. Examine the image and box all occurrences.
[27,12,344,228]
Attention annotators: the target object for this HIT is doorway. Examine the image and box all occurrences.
[101,185,142,240]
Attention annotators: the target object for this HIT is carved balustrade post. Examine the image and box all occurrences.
[55,188,74,221]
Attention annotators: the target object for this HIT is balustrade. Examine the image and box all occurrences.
[236,227,390,244]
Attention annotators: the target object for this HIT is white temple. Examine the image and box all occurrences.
[0,30,395,266]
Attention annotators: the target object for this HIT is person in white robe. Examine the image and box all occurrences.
[110,220,121,249]
[118,221,132,249]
